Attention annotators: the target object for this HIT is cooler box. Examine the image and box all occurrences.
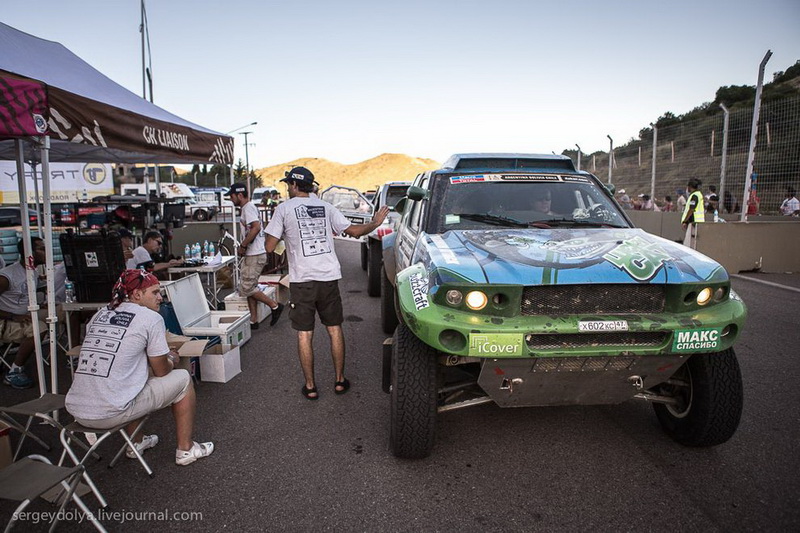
[223,285,276,324]
[162,273,251,346]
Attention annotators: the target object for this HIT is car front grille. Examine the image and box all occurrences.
[528,356,637,372]
[526,332,668,350]
[521,284,665,315]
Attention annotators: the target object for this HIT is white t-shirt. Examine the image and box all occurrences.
[0,262,30,315]
[126,246,152,270]
[65,302,169,420]
[780,196,800,215]
[240,201,266,256]
[265,196,352,283]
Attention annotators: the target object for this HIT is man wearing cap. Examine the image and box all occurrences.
[126,230,181,273]
[617,189,632,210]
[265,167,389,400]
[225,183,283,329]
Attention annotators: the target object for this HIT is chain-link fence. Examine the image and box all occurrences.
[570,96,800,216]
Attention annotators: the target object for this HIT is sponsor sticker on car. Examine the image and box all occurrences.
[672,328,722,352]
[578,320,629,332]
[468,333,525,356]
[408,273,430,310]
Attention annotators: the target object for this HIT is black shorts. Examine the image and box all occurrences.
[289,280,344,331]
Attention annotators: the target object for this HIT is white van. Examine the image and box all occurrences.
[252,186,278,203]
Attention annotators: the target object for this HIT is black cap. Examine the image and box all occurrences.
[118,228,133,239]
[280,166,317,185]
[224,182,248,196]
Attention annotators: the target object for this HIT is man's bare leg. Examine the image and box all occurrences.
[172,383,196,451]
[297,330,317,397]
[327,325,346,384]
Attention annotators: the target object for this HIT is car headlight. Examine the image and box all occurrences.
[696,287,713,306]
[465,291,488,310]
[445,290,463,306]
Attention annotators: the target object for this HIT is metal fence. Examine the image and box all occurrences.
[572,95,800,216]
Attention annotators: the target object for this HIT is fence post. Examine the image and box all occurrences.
[575,144,581,171]
[650,123,657,200]
[741,50,772,222]
[607,135,613,184]
[719,103,730,213]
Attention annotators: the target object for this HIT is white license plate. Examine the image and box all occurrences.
[578,320,629,332]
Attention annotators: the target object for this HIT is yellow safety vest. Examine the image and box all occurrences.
[682,190,705,223]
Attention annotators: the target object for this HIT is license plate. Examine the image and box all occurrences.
[578,320,629,332]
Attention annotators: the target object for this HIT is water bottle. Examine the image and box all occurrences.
[209,242,216,256]
[184,244,190,260]
[65,280,75,303]
[203,240,209,257]
[191,243,197,260]
[194,242,201,260]
[713,209,719,223]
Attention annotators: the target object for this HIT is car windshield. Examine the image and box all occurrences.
[436,178,628,231]
[321,187,373,214]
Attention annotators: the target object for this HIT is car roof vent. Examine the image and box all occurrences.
[442,153,576,172]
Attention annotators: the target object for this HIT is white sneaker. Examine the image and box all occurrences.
[175,441,214,466]
[126,434,159,459]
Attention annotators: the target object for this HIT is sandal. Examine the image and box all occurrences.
[334,378,350,395]
[301,385,319,400]
[175,441,214,466]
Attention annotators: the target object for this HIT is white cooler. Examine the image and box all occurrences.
[162,273,251,346]
[223,285,276,324]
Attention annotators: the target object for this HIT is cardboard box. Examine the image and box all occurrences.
[259,274,290,304]
[223,285,276,324]
[166,333,210,376]
[0,420,12,469]
[199,344,241,383]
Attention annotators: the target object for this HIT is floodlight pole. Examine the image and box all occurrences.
[650,123,657,200]
[719,103,730,213]
[575,144,581,171]
[607,135,614,184]
[740,50,772,222]
[240,131,253,193]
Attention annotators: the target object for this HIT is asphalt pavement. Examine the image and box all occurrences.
[1,240,799,532]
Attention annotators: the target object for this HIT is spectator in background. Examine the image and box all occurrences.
[705,185,720,215]
[118,228,135,263]
[617,189,632,209]
[127,231,181,272]
[676,189,687,212]
[780,188,800,216]
[640,194,660,211]
[662,195,675,212]
[723,190,738,214]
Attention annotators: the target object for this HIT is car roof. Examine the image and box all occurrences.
[440,153,576,173]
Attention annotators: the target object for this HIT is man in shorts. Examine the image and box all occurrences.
[65,270,214,466]
[226,183,283,329]
[265,166,389,400]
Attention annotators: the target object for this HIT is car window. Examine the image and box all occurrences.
[435,177,627,231]
[385,186,409,209]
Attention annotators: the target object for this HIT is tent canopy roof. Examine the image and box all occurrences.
[0,22,233,165]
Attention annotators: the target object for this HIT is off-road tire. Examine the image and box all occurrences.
[381,265,399,334]
[653,348,743,447]
[367,239,382,297]
[389,324,438,459]
[360,242,368,271]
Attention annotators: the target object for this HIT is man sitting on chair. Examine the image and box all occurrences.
[65,269,214,466]
[0,237,46,389]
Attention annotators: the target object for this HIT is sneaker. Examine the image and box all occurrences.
[176,441,214,466]
[269,303,284,326]
[3,368,33,389]
[126,434,159,459]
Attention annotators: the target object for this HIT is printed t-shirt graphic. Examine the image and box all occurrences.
[295,204,331,256]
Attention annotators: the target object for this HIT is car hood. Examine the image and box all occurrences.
[414,228,727,285]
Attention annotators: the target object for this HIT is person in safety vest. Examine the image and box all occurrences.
[681,178,705,231]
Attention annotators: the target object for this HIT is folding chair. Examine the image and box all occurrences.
[59,415,154,509]
[0,342,17,372]
[0,454,106,533]
[0,393,74,461]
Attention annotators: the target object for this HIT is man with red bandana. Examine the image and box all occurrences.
[66,270,214,466]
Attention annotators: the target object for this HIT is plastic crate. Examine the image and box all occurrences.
[60,232,126,302]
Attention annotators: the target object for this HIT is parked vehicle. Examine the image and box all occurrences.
[381,153,746,458]
[0,206,50,227]
[319,185,374,241]
[362,181,411,296]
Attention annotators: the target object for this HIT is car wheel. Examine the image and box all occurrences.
[367,239,381,297]
[193,209,209,221]
[360,242,368,271]
[381,265,399,334]
[390,323,438,459]
[652,348,743,447]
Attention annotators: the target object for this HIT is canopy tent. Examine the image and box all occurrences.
[0,21,237,396]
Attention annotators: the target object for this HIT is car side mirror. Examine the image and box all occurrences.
[604,183,616,195]
[394,198,408,214]
[407,186,427,201]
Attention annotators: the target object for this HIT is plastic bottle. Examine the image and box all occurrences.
[184,244,190,259]
[65,280,75,303]
[713,209,719,223]
[209,242,216,256]
[203,240,209,257]
[194,242,201,260]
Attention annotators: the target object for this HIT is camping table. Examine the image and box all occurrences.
[167,256,236,310]
[62,301,108,349]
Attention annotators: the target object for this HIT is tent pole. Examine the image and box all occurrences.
[39,137,59,394]
[15,140,47,396]
[230,164,239,291]
[30,162,42,238]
